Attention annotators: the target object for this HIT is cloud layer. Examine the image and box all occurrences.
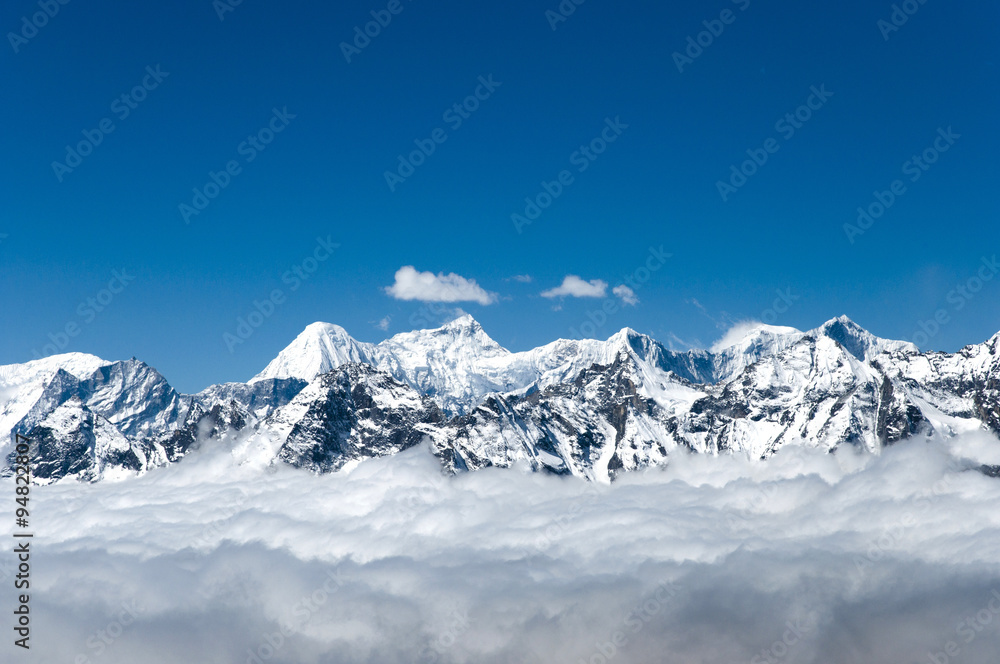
[385,266,497,305]
[6,433,1000,663]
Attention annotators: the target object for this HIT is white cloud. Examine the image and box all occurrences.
[375,316,391,331]
[613,285,638,306]
[16,432,1000,663]
[541,275,608,299]
[385,266,497,305]
[510,275,533,283]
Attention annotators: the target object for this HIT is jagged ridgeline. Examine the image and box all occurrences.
[2,315,998,483]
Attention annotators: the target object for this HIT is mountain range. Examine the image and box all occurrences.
[2,315,997,483]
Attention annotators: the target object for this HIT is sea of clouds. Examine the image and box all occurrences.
[4,432,1000,664]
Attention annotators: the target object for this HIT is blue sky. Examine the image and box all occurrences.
[1,0,998,393]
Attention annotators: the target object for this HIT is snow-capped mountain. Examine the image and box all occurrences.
[252,322,377,384]
[2,315,998,483]
[438,350,706,481]
[0,352,110,448]
[249,314,755,417]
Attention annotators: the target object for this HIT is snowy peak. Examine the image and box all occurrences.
[602,327,715,386]
[81,359,184,438]
[705,316,916,382]
[374,316,514,415]
[442,313,484,332]
[382,314,508,359]
[252,316,510,388]
[709,322,803,354]
[0,352,110,384]
[251,322,376,384]
[815,316,918,361]
[709,323,805,383]
[0,352,112,451]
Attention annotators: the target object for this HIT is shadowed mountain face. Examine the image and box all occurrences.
[276,364,446,473]
[2,317,997,483]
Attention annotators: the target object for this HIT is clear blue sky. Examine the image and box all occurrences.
[2,0,998,393]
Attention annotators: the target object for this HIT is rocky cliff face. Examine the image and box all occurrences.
[273,364,446,473]
[19,398,147,483]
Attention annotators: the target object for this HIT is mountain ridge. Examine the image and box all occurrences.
[2,315,997,483]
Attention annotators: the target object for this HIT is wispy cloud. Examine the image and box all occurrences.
[710,320,766,352]
[685,297,737,330]
[385,266,497,305]
[375,316,391,331]
[613,285,639,306]
[541,275,608,299]
[665,332,700,351]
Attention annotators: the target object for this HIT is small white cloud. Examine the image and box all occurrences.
[375,316,391,331]
[510,275,533,283]
[385,266,497,305]
[541,275,608,299]
[613,285,638,306]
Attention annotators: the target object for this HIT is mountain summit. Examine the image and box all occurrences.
[251,322,376,384]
